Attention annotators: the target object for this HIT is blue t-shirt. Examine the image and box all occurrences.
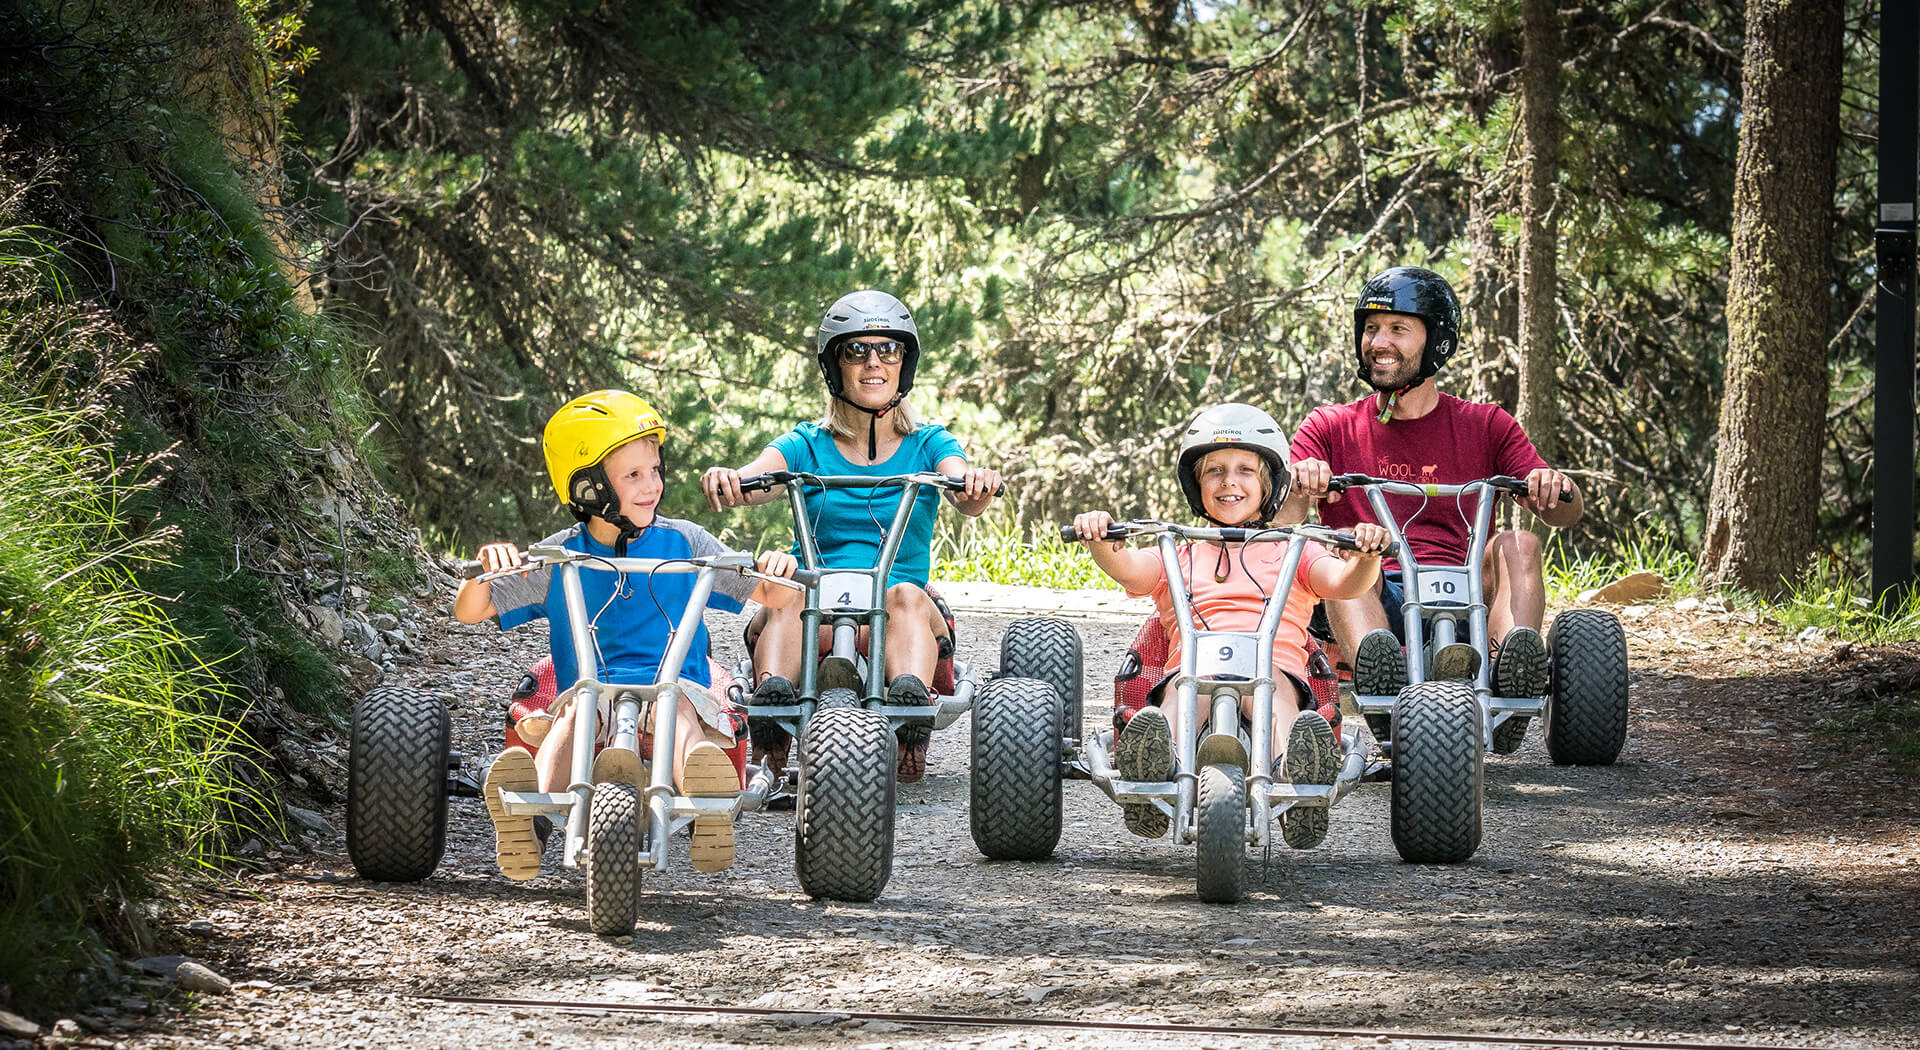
[769,422,966,587]
[488,518,753,691]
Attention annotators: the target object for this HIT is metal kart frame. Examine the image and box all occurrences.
[738,470,982,749]
[1331,474,1541,751]
[1070,520,1377,850]
[472,547,803,872]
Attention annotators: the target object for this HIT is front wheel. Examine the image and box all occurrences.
[346,687,450,882]
[1194,764,1248,904]
[999,618,1084,744]
[585,782,643,936]
[794,707,896,901]
[1545,609,1630,765]
[1389,681,1483,864]
[969,677,1063,860]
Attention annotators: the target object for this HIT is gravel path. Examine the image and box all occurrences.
[41,586,1920,1050]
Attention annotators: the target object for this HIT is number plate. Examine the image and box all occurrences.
[1193,633,1257,679]
[818,571,875,611]
[1415,568,1471,608]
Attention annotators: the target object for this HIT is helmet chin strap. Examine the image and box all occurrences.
[835,390,905,462]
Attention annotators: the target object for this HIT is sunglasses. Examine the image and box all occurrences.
[837,339,905,364]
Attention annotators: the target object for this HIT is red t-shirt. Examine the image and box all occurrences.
[1290,392,1548,567]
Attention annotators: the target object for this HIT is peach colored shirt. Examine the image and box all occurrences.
[1129,540,1330,683]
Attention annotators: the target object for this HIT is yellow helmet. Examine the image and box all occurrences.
[541,390,668,511]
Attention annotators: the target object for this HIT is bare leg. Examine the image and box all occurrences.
[1483,529,1547,642]
[753,599,805,684]
[534,703,580,793]
[882,582,944,686]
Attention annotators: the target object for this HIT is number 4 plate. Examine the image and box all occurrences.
[1415,568,1471,608]
[818,571,874,611]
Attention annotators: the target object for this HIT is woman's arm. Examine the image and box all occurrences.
[934,454,1000,517]
[702,447,791,512]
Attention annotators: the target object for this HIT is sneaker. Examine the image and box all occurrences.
[1432,642,1482,682]
[483,746,542,881]
[1492,627,1549,698]
[1117,707,1174,839]
[1279,710,1339,849]
[889,674,934,784]
[1352,629,1407,697]
[1491,627,1547,754]
[749,676,795,777]
[682,740,741,873]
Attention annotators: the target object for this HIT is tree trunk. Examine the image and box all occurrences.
[1466,29,1519,415]
[1516,0,1561,513]
[1700,0,1845,596]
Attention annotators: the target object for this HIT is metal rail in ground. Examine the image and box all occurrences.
[417,994,1808,1050]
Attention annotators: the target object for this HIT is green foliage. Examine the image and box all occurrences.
[0,246,251,1012]
[933,509,1120,590]
[1776,560,1920,647]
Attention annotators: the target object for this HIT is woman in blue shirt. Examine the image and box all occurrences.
[702,289,1001,781]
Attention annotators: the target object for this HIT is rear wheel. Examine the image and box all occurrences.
[794,707,896,901]
[1000,618,1084,743]
[1546,610,1630,765]
[585,782,642,936]
[1389,681,1483,864]
[969,678,1063,860]
[346,687,450,882]
[1194,764,1248,904]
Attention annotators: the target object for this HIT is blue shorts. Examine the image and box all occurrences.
[1309,571,1409,646]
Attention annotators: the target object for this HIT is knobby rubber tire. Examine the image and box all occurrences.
[1194,763,1248,904]
[1000,618,1084,744]
[969,677,1064,860]
[794,707,896,901]
[585,782,643,936]
[1546,609,1630,765]
[1389,681,1483,864]
[346,687,450,882]
[817,687,861,711]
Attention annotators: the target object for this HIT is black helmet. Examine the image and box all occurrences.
[1176,403,1291,526]
[1353,266,1461,390]
[815,289,921,398]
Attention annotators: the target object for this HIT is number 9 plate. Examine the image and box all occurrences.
[1193,632,1257,679]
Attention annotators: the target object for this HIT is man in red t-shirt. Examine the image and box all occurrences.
[1280,266,1581,723]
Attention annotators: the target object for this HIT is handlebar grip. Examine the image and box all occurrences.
[946,476,1006,497]
[738,472,782,494]
[458,560,484,580]
[1059,523,1128,542]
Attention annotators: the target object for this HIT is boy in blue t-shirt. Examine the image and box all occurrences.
[454,390,797,879]
[701,290,1002,784]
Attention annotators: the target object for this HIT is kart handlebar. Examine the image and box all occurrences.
[1326,473,1571,501]
[738,470,1003,497]
[1059,519,1398,559]
[459,548,819,591]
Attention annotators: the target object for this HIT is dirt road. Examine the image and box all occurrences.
[75,586,1920,1050]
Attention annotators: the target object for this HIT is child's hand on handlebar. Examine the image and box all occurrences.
[477,542,528,575]
[754,549,799,579]
[1340,523,1392,560]
[1072,510,1118,544]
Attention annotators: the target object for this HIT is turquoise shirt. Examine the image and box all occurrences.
[769,422,966,587]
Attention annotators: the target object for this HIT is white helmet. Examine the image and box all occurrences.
[1176,403,1291,525]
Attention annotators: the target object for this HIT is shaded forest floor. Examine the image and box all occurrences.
[39,590,1920,1050]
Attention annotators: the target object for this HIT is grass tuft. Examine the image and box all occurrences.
[934,512,1120,590]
